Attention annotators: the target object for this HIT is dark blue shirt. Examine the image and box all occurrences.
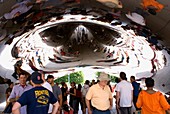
[132,81,140,97]
[18,86,57,114]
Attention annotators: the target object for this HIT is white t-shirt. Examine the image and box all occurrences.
[81,84,89,97]
[115,80,133,107]
[42,82,53,113]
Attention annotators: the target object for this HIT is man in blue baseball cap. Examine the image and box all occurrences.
[12,71,60,114]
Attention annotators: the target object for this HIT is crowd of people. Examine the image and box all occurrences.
[2,70,170,114]
[3,71,107,114]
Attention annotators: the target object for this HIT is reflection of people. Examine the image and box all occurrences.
[126,12,146,26]
[86,72,113,114]
[8,73,32,114]
[96,0,123,8]
[37,56,45,68]
[141,0,164,15]
[136,78,170,114]
[3,0,33,20]
[12,71,60,114]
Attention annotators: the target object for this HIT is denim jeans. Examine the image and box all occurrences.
[69,99,77,114]
[92,109,110,114]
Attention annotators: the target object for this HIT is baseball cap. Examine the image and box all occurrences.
[31,71,43,84]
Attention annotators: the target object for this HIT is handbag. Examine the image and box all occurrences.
[3,102,13,113]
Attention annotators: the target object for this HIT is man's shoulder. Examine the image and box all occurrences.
[13,84,19,88]
[125,81,133,87]
[42,82,53,92]
[90,83,106,90]
[117,81,124,85]
[12,84,20,90]
[42,82,50,86]
[90,84,98,89]
[132,81,140,87]
[53,85,60,89]
[26,84,33,88]
[53,85,61,92]
[123,80,131,84]
[19,87,35,98]
[23,88,33,95]
[35,86,48,89]
[32,86,53,94]
[132,81,139,84]
[117,80,132,86]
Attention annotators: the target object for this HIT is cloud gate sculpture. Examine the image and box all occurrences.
[0,0,170,94]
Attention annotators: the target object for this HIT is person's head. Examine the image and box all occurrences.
[56,82,59,86]
[120,72,127,80]
[77,84,82,90]
[115,77,120,83]
[145,78,154,88]
[47,75,54,84]
[30,71,43,86]
[61,82,66,87]
[18,73,27,85]
[71,82,76,88]
[130,76,135,82]
[85,80,90,85]
[61,82,68,89]
[92,79,95,84]
[98,72,110,86]
[8,82,14,88]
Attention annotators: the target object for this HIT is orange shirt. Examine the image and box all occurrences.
[136,90,170,114]
[142,0,164,12]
